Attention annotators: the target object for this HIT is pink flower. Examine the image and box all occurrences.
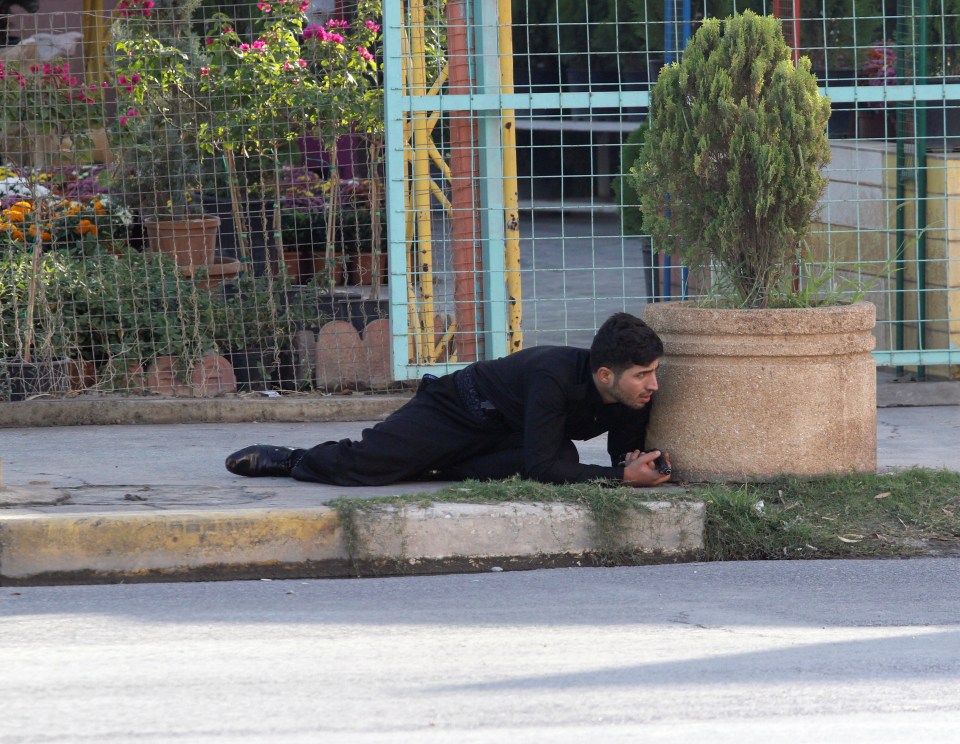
[303,24,322,40]
[252,40,266,50]
[200,67,210,76]
[327,19,349,28]
[298,58,307,68]
[298,1,309,10]
[324,31,344,44]
[206,37,215,46]
[258,2,272,12]
[364,20,381,33]
[238,43,251,52]
[118,75,128,85]
[131,73,141,84]
[356,46,374,62]
[127,108,139,117]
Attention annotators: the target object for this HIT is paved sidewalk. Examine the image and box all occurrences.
[0,380,958,585]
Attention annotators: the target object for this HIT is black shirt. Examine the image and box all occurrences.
[470,346,651,484]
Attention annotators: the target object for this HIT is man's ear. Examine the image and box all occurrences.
[596,366,615,385]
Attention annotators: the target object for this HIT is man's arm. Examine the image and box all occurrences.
[606,404,651,466]
[521,375,625,484]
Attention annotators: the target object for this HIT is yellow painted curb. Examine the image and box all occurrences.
[0,508,344,581]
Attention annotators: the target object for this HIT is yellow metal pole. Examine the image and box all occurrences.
[498,0,523,353]
[407,0,437,364]
[399,20,420,358]
[81,1,109,85]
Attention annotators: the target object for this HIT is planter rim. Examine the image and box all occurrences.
[643,300,876,335]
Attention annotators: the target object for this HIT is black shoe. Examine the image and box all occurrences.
[225,445,303,478]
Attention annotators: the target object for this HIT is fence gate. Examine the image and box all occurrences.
[383,0,522,380]
[383,0,960,382]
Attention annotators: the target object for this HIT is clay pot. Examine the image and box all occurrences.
[348,251,387,286]
[144,215,220,268]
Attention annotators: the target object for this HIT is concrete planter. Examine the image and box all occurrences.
[642,301,877,483]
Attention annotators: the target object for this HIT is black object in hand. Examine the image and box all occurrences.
[653,453,672,475]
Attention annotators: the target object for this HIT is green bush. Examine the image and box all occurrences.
[631,11,832,309]
[1,247,320,379]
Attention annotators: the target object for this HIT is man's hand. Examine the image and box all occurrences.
[622,450,672,487]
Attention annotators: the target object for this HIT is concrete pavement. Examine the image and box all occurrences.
[0,378,958,585]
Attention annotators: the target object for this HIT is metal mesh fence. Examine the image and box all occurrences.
[386,0,960,377]
[2,0,959,403]
[1,0,389,401]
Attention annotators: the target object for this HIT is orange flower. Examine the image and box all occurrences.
[4,202,31,223]
[11,228,24,241]
[28,225,52,241]
[77,219,98,236]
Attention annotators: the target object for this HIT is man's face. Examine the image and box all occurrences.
[595,360,660,409]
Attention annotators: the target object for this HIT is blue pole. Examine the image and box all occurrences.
[661,0,692,300]
[662,0,674,299]
[680,0,691,299]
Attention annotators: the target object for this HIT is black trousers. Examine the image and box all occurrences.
[290,372,578,486]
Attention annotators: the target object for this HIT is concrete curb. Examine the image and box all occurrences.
[877,381,960,408]
[0,394,412,428]
[0,500,704,585]
[0,381,955,428]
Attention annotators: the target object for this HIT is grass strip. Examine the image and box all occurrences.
[328,468,960,562]
[698,467,960,560]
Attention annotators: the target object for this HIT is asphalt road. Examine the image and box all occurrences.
[3,558,959,743]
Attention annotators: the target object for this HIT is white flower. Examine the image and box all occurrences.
[0,176,50,198]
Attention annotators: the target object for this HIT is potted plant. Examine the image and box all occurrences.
[0,221,73,400]
[0,38,106,168]
[631,10,877,483]
[192,0,316,276]
[0,46,102,399]
[109,0,221,269]
[297,2,383,293]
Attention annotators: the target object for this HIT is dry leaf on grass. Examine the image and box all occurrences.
[837,534,866,543]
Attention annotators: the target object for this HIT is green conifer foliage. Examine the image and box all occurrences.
[632,11,832,309]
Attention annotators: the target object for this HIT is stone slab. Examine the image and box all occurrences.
[0,500,703,585]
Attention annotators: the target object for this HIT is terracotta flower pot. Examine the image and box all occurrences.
[348,251,387,286]
[309,253,346,287]
[179,256,243,290]
[281,249,302,284]
[144,215,220,268]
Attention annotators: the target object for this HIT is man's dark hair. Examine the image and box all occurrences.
[589,312,664,373]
